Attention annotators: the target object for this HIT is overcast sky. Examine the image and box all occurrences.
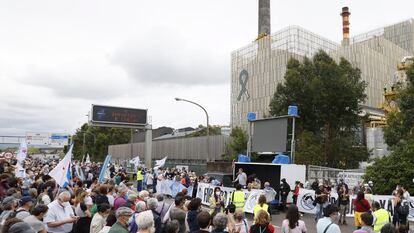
[1,0,413,136]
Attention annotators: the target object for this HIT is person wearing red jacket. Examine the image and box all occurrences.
[353,191,371,229]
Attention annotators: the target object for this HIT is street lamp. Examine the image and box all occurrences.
[175,97,210,160]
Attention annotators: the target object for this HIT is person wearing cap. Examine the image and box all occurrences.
[44,191,79,233]
[24,204,49,233]
[15,196,34,220]
[108,207,134,233]
[8,222,36,233]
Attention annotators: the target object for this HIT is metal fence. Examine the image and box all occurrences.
[307,165,366,189]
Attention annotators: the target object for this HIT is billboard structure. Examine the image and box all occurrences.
[90,104,147,128]
[250,117,288,153]
[25,132,69,148]
[26,132,50,146]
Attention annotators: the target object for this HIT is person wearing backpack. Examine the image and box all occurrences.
[0,196,18,232]
[393,190,409,227]
[14,196,34,220]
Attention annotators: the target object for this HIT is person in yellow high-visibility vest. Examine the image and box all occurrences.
[136,168,144,192]
[253,194,270,218]
[372,201,391,233]
[231,184,245,211]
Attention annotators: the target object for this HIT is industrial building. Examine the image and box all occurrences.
[231,7,414,132]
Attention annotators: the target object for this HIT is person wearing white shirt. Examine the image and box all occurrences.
[44,191,79,233]
[90,203,111,233]
[316,204,341,233]
[233,168,247,188]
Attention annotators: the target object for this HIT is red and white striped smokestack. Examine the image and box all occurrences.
[340,7,350,46]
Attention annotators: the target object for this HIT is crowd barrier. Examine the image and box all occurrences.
[297,188,414,221]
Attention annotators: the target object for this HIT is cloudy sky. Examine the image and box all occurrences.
[1,0,413,136]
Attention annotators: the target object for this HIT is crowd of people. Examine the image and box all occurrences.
[0,152,412,233]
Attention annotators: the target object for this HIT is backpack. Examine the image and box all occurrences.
[398,203,409,216]
[8,209,26,219]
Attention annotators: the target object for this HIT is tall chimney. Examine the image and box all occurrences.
[340,7,351,46]
[258,0,271,38]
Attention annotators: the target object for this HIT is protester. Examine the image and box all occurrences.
[156,194,170,222]
[279,178,291,211]
[170,195,187,233]
[233,209,249,233]
[136,210,155,233]
[353,191,371,229]
[231,184,245,211]
[73,191,93,233]
[8,222,36,233]
[0,196,19,229]
[15,196,34,219]
[113,186,128,210]
[316,204,341,233]
[147,198,163,233]
[293,181,300,205]
[337,183,349,225]
[209,187,224,215]
[91,203,112,233]
[372,201,391,232]
[314,184,329,222]
[165,220,181,233]
[23,204,48,233]
[392,189,408,227]
[250,210,275,233]
[44,191,79,233]
[281,205,307,233]
[193,211,211,233]
[108,207,134,233]
[212,213,230,233]
[253,194,270,219]
[380,223,396,233]
[353,212,374,233]
[99,212,117,233]
[232,168,247,188]
[187,198,202,232]
[136,168,144,192]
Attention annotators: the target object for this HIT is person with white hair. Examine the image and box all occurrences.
[138,190,150,202]
[147,198,162,233]
[128,201,148,233]
[109,207,134,233]
[136,210,155,233]
[44,191,79,233]
[211,213,228,233]
[114,186,128,210]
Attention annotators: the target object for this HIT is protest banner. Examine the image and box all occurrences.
[297,188,414,221]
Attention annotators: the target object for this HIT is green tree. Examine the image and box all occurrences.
[365,63,414,194]
[186,125,222,137]
[71,123,131,161]
[223,127,248,161]
[269,51,368,168]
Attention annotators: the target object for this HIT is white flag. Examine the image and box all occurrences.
[155,156,167,168]
[16,141,28,163]
[85,154,91,164]
[49,144,73,187]
[129,156,141,168]
[15,162,26,178]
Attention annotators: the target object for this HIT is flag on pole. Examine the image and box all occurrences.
[129,156,140,169]
[98,155,112,183]
[16,141,28,163]
[154,156,167,170]
[85,154,91,164]
[49,144,73,187]
[74,163,85,181]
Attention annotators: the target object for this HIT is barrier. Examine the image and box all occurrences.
[297,188,414,221]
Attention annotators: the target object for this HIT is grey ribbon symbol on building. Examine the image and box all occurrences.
[237,69,250,101]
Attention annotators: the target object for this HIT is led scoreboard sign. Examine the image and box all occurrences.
[90,105,147,128]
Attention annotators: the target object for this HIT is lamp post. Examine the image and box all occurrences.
[175,98,210,160]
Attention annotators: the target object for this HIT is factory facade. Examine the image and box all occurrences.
[231,17,414,130]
